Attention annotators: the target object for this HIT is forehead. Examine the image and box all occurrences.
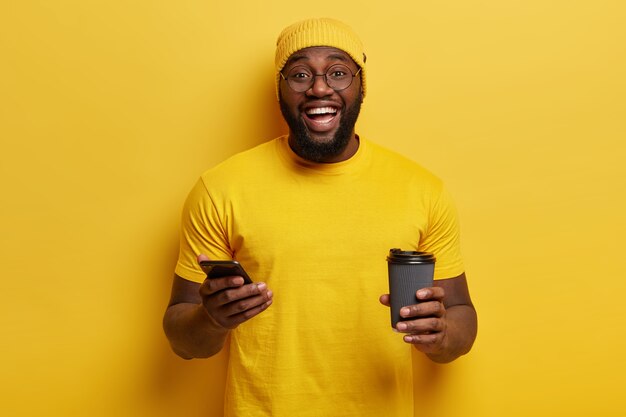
[285,46,356,68]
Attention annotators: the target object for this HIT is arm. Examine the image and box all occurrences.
[380,273,477,364]
[163,255,273,359]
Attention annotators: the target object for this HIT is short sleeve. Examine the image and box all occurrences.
[419,184,465,280]
[174,178,233,283]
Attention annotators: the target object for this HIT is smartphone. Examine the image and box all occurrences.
[199,260,253,284]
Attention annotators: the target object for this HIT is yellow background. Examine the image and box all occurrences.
[1,1,625,416]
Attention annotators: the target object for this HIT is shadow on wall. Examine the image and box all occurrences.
[135,74,285,417]
[256,72,289,144]
[148,337,229,417]
[211,65,288,156]
[132,224,228,417]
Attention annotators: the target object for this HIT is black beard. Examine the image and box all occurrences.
[279,93,362,163]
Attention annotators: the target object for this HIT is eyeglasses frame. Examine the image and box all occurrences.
[279,65,362,93]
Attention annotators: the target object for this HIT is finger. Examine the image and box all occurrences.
[221,297,274,328]
[214,282,268,306]
[199,276,250,297]
[402,333,442,347]
[416,286,445,301]
[399,300,445,319]
[197,253,210,263]
[379,294,390,307]
[201,283,271,328]
[395,317,444,334]
[221,290,273,317]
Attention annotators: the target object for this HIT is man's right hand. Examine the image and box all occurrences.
[198,254,273,330]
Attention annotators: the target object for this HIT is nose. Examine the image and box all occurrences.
[307,74,334,97]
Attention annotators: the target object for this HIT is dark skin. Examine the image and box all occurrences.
[379,273,476,363]
[164,255,273,359]
[163,46,477,363]
[163,261,476,363]
[280,47,361,163]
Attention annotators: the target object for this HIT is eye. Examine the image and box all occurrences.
[328,66,350,79]
[287,67,312,81]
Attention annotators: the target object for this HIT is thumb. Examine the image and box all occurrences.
[379,294,390,307]
[197,253,210,263]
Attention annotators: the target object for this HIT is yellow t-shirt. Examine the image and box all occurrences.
[175,136,464,417]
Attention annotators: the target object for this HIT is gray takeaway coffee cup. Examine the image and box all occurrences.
[387,248,436,328]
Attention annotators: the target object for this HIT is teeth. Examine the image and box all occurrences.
[306,107,337,115]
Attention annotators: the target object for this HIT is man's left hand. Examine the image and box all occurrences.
[379,287,448,355]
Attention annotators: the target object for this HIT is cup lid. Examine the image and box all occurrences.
[386,248,436,264]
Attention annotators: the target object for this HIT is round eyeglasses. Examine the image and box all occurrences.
[280,64,362,93]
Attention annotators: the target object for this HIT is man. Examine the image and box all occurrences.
[163,17,477,417]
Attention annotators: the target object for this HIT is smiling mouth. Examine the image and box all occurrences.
[303,106,339,130]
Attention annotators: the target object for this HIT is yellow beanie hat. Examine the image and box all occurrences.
[275,17,367,99]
